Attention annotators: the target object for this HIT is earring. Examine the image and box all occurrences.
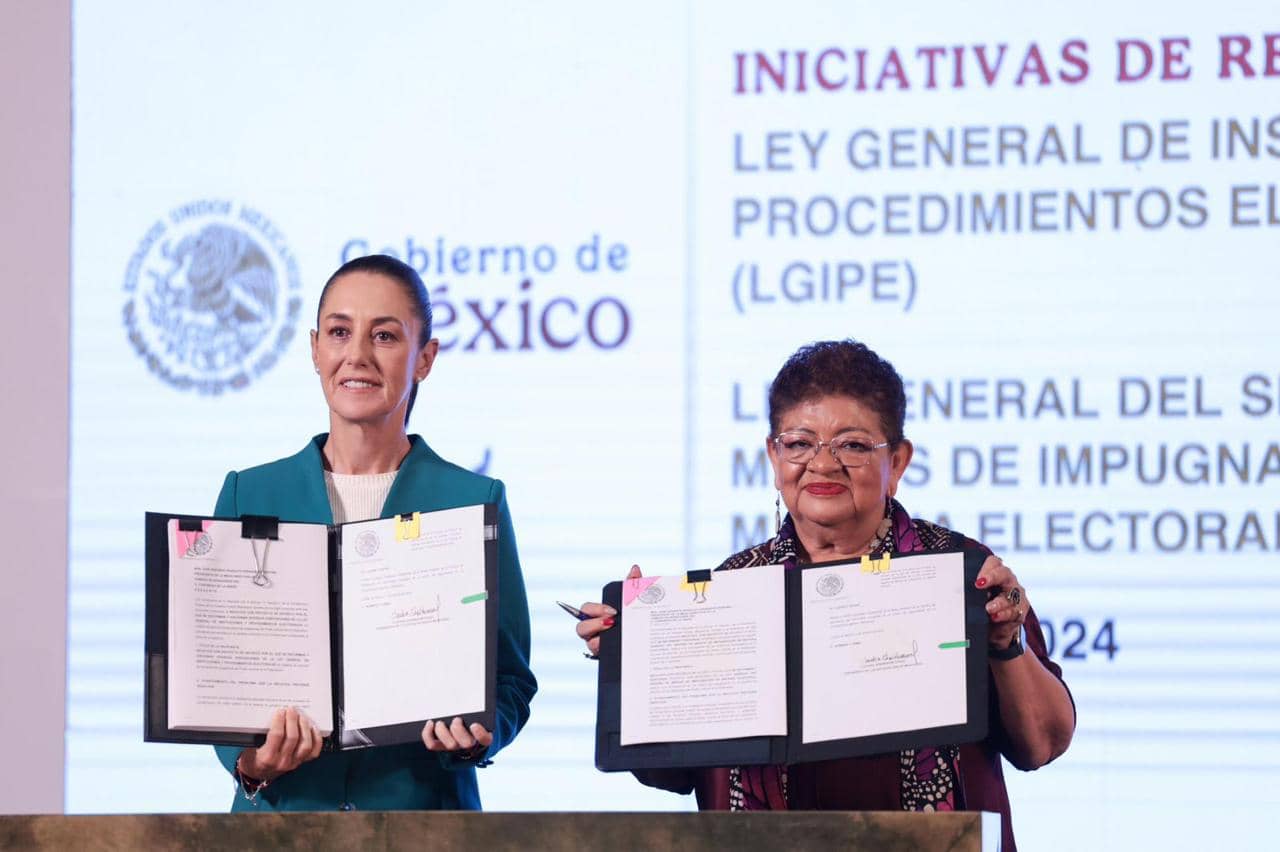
[774,492,782,535]
[314,366,320,374]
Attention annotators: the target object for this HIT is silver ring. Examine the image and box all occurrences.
[1005,586,1022,608]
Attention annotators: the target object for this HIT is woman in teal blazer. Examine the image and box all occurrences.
[211,254,536,811]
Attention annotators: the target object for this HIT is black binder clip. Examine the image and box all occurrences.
[240,515,280,540]
[684,568,712,604]
[177,518,204,532]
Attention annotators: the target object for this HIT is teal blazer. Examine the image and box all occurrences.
[211,434,536,811]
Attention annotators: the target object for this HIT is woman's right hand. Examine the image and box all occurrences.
[236,707,324,783]
[576,565,641,656]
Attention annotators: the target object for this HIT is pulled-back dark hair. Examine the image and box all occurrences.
[317,254,433,424]
[768,340,907,445]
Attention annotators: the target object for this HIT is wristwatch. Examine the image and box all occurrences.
[989,629,1024,662]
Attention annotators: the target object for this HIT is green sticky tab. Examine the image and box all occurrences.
[938,640,970,650]
[461,591,488,605]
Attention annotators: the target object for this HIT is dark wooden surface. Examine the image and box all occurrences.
[0,810,998,851]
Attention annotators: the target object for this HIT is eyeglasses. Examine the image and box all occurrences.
[772,432,890,468]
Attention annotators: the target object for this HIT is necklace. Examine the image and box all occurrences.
[861,514,894,556]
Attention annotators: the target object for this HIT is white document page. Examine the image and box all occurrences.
[340,505,488,731]
[800,551,969,744]
[619,565,787,746]
[167,519,333,734]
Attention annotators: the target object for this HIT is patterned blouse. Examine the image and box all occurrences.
[720,497,974,812]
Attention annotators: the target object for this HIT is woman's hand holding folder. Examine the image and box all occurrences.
[236,707,324,784]
[575,565,641,657]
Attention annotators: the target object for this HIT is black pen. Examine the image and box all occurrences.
[556,600,591,621]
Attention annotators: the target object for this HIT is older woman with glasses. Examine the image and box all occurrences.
[576,339,1074,852]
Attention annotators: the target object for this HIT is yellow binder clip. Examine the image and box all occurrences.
[860,553,891,574]
[395,512,421,542]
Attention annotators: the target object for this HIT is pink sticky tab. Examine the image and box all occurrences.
[175,521,213,557]
[622,576,660,607]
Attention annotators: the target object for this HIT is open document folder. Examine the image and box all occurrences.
[144,505,498,750]
[595,550,989,771]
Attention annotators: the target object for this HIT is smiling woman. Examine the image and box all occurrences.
[208,254,537,812]
[313,260,437,443]
[576,339,1074,852]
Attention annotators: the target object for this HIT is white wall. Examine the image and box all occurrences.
[0,0,71,815]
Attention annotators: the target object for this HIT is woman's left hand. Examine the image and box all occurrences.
[975,553,1076,768]
[976,554,1026,650]
[422,717,493,757]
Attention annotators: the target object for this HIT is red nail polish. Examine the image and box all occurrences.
[976,577,987,588]
[603,617,615,627]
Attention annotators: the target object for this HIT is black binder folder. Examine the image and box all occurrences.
[595,548,989,771]
[144,505,499,751]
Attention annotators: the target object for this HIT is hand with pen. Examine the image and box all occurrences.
[571,564,641,657]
